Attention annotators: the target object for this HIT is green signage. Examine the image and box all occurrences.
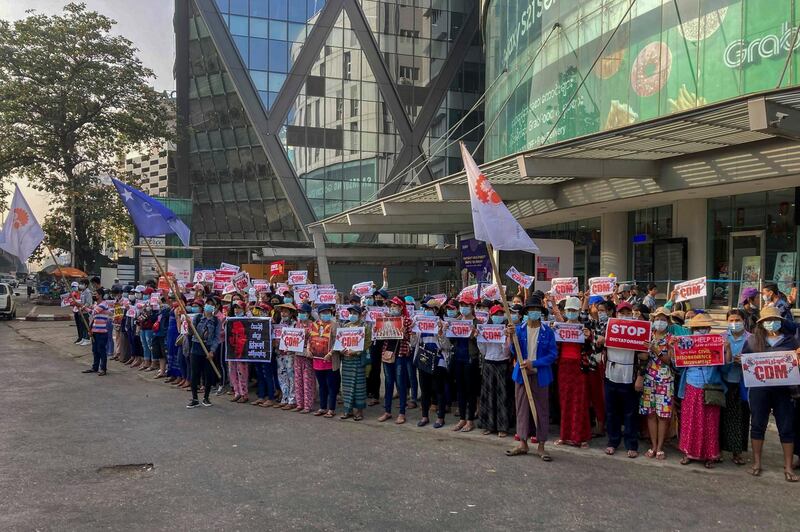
[485,0,800,161]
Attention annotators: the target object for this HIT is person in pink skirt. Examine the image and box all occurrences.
[677,313,731,468]
[227,300,250,403]
[292,303,315,413]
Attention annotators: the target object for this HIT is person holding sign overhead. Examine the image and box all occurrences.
[506,295,557,460]
[677,313,730,469]
[334,305,370,421]
[377,297,413,425]
[741,306,800,481]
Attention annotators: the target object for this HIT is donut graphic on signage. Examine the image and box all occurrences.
[631,42,672,97]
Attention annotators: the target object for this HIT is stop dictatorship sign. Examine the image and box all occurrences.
[604,318,651,351]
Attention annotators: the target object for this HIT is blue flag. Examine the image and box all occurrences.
[112,178,190,247]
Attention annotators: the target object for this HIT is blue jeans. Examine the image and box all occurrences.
[315,369,340,411]
[604,379,639,451]
[140,329,154,361]
[254,362,275,400]
[406,356,418,401]
[92,332,108,372]
[383,358,410,415]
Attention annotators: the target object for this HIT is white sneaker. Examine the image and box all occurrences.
[79,339,91,346]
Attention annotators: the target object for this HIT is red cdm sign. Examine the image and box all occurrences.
[604,318,651,351]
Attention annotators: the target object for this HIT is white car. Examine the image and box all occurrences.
[0,283,16,320]
[0,275,17,288]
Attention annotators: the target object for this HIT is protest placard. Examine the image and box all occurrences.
[351,281,373,298]
[445,320,474,338]
[193,270,214,284]
[604,318,651,351]
[428,293,448,306]
[480,283,504,300]
[673,334,725,367]
[60,293,73,307]
[474,310,489,324]
[476,324,506,344]
[222,283,237,295]
[506,266,534,289]
[270,260,284,276]
[293,284,318,304]
[333,327,366,351]
[271,323,284,341]
[252,279,269,292]
[550,277,579,300]
[588,277,616,296]
[274,283,290,296]
[742,351,800,388]
[457,284,479,301]
[279,327,306,353]
[287,270,308,285]
[412,315,439,334]
[224,317,272,363]
[373,316,404,340]
[232,271,251,291]
[316,287,337,305]
[336,305,351,321]
[213,269,235,292]
[126,307,136,317]
[674,277,707,303]
[553,322,586,343]
[219,262,239,272]
[365,306,387,323]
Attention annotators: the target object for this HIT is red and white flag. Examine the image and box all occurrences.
[0,184,45,262]
[461,143,538,253]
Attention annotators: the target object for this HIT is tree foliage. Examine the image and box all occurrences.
[0,2,172,270]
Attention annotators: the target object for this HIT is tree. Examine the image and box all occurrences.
[0,3,172,271]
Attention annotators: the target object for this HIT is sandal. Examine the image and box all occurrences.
[230,395,241,402]
[627,450,638,459]
[538,452,552,462]
[680,457,691,465]
[505,447,528,457]
[395,414,406,425]
[251,399,265,406]
[353,415,363,422]
[605,447,616,456]
[323,412,335,419]
[498,432,508,438]
[237,396,249,403]
[377,413,392,422]
[367,399,379,406]
[785,470,799,482]
[704,460,714,469]
[340,413,353,420]
[749,466,762,477]
[417,418,429,427]
[579,442,590,449]
[313,410,326,416]
[481,430,493,436]
[460,422,474,433]
[732,455,746,466]
[452,420,466,432]
[645,449,656,458]
[656,451,666,460]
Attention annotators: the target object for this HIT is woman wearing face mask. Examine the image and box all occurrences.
[293,304,316,413]
[551,296,591,448]
[227,300,250,404]
[136,297,157,372]
[164,296,183,384]
[335,305,370,421]
[149,296,171,379]
[268,303,297,410]
[447,296,480,433]
[377,297,413,424]
[677,313,730,468]
[636,307,674,460]
[506,296,557,459]
[364,291,383,406]
[176,297,199,389]
[582,296,608,437]
[741,307,800,481]
[124,290,143,368]
[309,305,339,418]
[415,299,449,428]
[403,295,419,409]
[719,309,750,466]
[186,298,221,408]
[477,305,514,438]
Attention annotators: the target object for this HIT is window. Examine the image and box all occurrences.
[399,66,419,81]
[0,285,7,295]
[314,100,320,127]
[350,98,359,117]
[335,97,343,120]
[399,29,419,38]
[325,45,332,56]
[343,51,352,80]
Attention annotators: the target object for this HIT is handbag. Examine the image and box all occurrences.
[415,345,437,375]
[381,348,396,364]
[703,384,726,407]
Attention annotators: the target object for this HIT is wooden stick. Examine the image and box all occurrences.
[485,243,540,432]
[47,245,92,345]
[143,238,221,379]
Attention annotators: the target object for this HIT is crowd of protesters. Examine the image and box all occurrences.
[66,271,800,482]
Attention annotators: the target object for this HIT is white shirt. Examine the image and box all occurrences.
[478,341,510,362]
[527,324,540,362]
[605,347,636,384]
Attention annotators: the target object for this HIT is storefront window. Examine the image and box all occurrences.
[628,205,676,287]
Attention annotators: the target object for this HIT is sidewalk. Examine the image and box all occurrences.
[9,319,792,481]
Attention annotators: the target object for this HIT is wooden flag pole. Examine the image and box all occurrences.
[46,245,93,345]
[485,243,540,432]
[143,237,221,379]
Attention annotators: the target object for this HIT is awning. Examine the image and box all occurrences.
[309,88,800,235]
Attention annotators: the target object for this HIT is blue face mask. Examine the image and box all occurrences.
[389,308,401,316]
[203,304,214,314]
[459,307,471,316]
[491,315,505,325]
[565,310,579,320]
[363,298,374,306]
[348,314,360,323]
[446,309,457,318]
[404,296,415,304]
[763,320,781,332]
[511,313,520,323]
[527,311,542,322]
[424,310,435,317]
[234,309,244,316]
[321,314,332,322]
[728,321,744,333]
[597,311,608,322]
[187,305,200,313]
[298,313,308,321]
[283,297,294,304]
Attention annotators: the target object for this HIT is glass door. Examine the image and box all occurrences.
[729,231,765,307]
[573,246,587,289]
[653,238,686,299]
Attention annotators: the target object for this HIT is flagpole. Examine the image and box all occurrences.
[143,237,221,379]
[46,244,93,345]
[485,243,540,432]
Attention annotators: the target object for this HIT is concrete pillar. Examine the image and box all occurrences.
[311,230,332,285]
[672,198,707,280]
[601,212,628,280]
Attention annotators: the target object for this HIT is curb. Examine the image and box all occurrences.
[24,315,73,321]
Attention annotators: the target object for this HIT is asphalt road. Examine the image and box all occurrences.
[0,319,797,531]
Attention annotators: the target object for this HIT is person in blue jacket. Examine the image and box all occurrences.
[505,295,557,460]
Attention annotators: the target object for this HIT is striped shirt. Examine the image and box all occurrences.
[91,313,110,334]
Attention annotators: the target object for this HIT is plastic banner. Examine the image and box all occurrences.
[604,318,651,351]
[223,317,272,363]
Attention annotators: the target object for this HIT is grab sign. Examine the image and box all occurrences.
[604,318,651,351]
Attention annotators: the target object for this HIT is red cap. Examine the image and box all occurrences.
[143,287,154,296]
[489,304,505,315]
[388,296,405,307]
[458,294,477,305]
[616,301,633,311]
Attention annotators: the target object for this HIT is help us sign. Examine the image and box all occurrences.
[674,277,707,303]
[742,351,800,388]
[604,318,651,351]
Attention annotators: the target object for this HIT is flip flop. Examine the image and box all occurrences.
[538,453,552,462]
[749,467,762,477]
[605,447,615,455]
[784,471,799,482]
[353,415,363,422]
[505,447,528,457]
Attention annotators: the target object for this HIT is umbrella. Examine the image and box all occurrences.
[50,266,87,278]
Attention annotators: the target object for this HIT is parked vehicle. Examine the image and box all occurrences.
[0,274,18,288]
[0,283,17,319]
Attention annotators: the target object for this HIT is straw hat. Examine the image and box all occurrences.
[276,303,297,312]
[651,307,671,319]
[757,306,783,323]
[685,313,716,329]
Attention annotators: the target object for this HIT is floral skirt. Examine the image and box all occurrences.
[678,384,721,460]
[639,375,673,418]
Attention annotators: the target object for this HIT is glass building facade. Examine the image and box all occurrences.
[483,0,800,161]
[177,0,483,257]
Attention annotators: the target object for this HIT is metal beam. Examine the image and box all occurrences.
[748,96,800,140]
[194,0,316,233]
[435,183,557,201]
[323,222,471,234]
[346,213,473,226]
[266,0,343,133]
[517,155,660,179]
[381,201,470,216]
[173,0,191,198]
